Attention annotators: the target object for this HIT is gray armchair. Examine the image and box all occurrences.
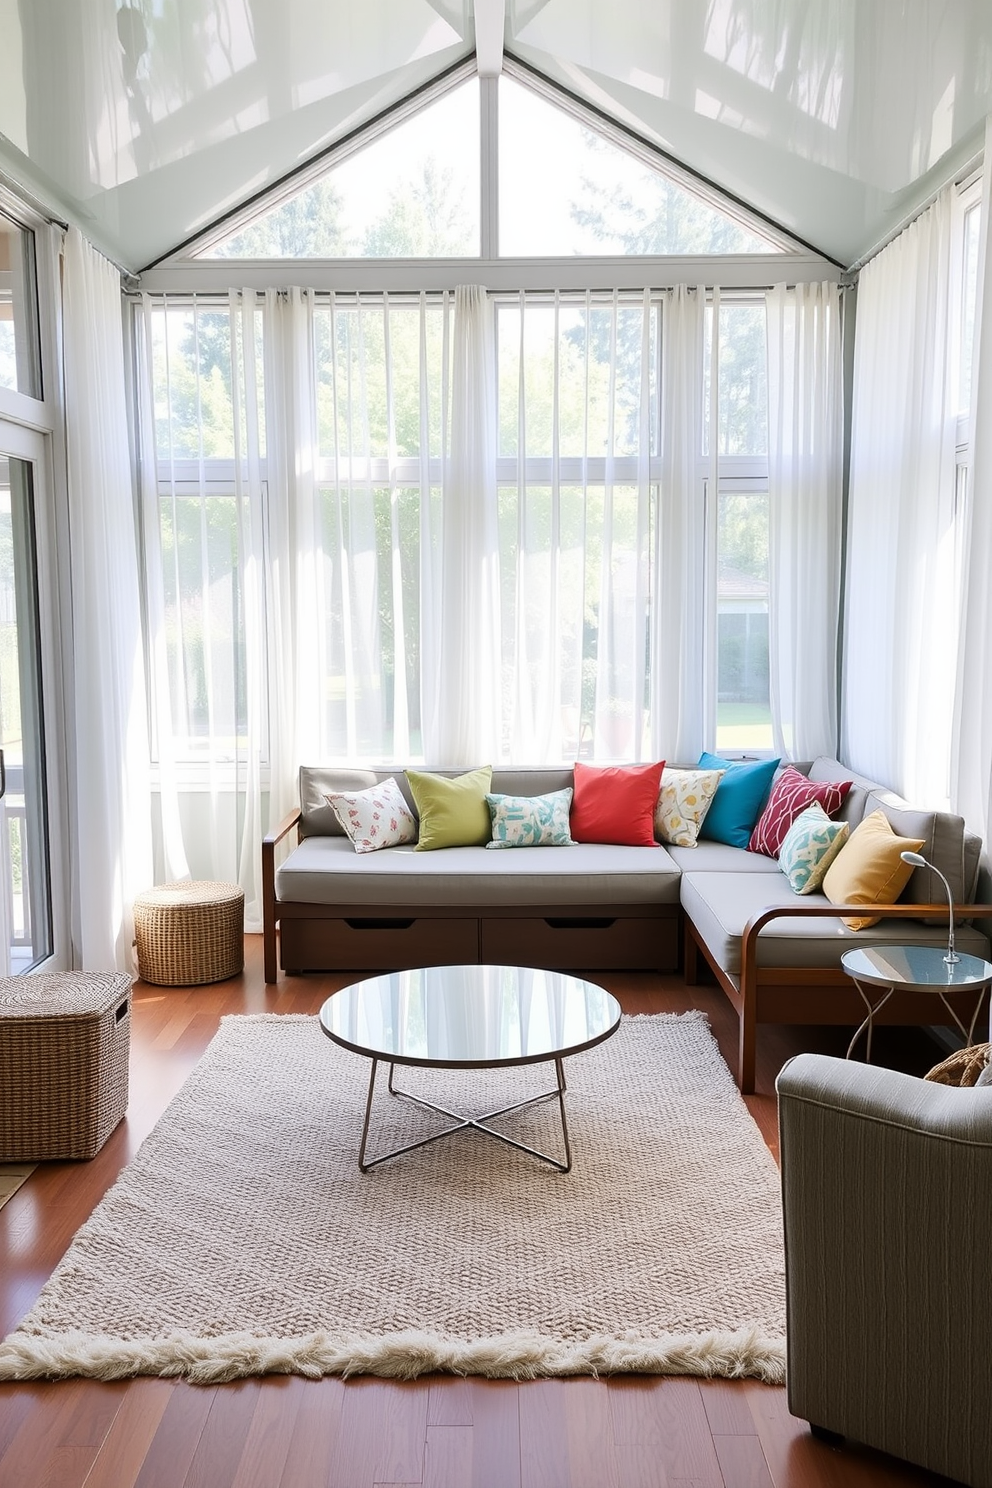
[776,1052,992,1488]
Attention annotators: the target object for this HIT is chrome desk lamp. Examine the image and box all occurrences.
[900,849,958,964]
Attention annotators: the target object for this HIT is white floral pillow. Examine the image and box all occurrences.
[486,788,576,848]
[654,768,724,847]
[325,777,418,854]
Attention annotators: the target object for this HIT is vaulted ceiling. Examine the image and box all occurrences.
[0,0,989,273]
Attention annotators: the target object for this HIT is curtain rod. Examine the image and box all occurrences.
[845,148,984,279]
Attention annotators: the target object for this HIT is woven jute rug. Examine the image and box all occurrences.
[0,1010,786,1385]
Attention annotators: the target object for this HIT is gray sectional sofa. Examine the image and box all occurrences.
[262,758,992,1091]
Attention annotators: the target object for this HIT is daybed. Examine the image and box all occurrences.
[262,758,992,1092]
[263,767,682,985]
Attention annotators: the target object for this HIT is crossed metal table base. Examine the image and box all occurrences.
[357,1056,572,1173]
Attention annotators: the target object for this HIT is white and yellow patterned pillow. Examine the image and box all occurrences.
[653,768,724,847]
[325,777,418,854]
[778,803,850,894]
[485,788,576,848]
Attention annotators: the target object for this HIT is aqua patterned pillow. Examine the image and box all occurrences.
[486,788,576,848]
[778,803,850,894]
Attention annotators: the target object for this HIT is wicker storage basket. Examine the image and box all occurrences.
[133,880,245,986]
[0,972,132,1160]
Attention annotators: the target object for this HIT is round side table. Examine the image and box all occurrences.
[840,945,992,1062]
[133,881,245,986]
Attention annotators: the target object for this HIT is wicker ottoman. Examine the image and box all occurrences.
[133,880,245,986]
[0,972,132,1160]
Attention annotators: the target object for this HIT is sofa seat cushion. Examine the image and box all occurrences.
[276,837,682,908]
[666,842,784,873]
[681,871,991,977]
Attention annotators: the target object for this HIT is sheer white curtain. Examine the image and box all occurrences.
[498,290,658,762]
[63,228,153,968]
[766,281,844,761]
[651,284,707,763]
[840,188,958,800]
[952,118,992,842]
[427,284,501,764]
[136,289,268,929]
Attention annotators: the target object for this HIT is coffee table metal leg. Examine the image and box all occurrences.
[357,1057,573,1173]
[357,1057,381,1173]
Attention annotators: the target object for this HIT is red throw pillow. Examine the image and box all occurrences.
[748,766,851,857]
[570,761,665,847]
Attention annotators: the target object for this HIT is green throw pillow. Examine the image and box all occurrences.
[778,803,850,894]
[407,766,493,851]
[486,788,576,848]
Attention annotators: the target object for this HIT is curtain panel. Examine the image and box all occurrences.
[952,117,992,844]
[841,189,959,803]
[766,281,844,762]
[63,229,154,969]
[134,282,843,906]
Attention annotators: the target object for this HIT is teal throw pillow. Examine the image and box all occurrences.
[486,788,576,848]
[778,803,850,894]
[697,752,781,849]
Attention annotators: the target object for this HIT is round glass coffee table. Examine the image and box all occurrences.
[841,945,992,1061]
[319,964,621,1173]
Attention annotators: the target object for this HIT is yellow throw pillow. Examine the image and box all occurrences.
[406,766,493,851]
[821,809,925,930]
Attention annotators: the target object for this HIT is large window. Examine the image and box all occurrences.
[141,288,773,766]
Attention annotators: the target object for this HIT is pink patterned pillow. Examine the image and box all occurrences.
[325,777,417,854]
[748,767,851,858]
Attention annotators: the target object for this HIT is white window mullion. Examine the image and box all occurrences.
[480,75,499,259]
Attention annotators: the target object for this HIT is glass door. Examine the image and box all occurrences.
[0,433,57,972]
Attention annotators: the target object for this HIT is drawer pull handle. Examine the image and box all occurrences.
[544,916,616,930]
[344,918,415,931]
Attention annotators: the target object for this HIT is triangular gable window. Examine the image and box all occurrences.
[206,80,481,258]
[200,69,788,260]
[498,76,780,256]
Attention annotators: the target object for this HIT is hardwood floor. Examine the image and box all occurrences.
[0,942,958,1488]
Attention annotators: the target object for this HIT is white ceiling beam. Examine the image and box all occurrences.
[475,0,505,77]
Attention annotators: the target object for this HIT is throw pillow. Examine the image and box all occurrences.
[570,761,665,847]
[406,766,493,851]
[654,767,724,847]
[748,766,852,858]
[777,803,850,894]
[925,1042,992,1087]
[697,752,781,849]
[821,809,925,929]
[325,776,418,855]
[486,788,576,848]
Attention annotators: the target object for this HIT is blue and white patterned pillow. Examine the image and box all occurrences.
[778,803,850,894]
[485,788,576,848]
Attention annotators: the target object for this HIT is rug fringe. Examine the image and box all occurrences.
[0,1325,785,1386]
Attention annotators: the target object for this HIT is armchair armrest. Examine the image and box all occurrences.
[776,1050,992,1140]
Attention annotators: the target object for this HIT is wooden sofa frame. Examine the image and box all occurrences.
[262,805,680,985]
[685,901,992,1093]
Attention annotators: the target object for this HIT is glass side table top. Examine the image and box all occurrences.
[319,963,622,1069]
[840,945,992,992]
